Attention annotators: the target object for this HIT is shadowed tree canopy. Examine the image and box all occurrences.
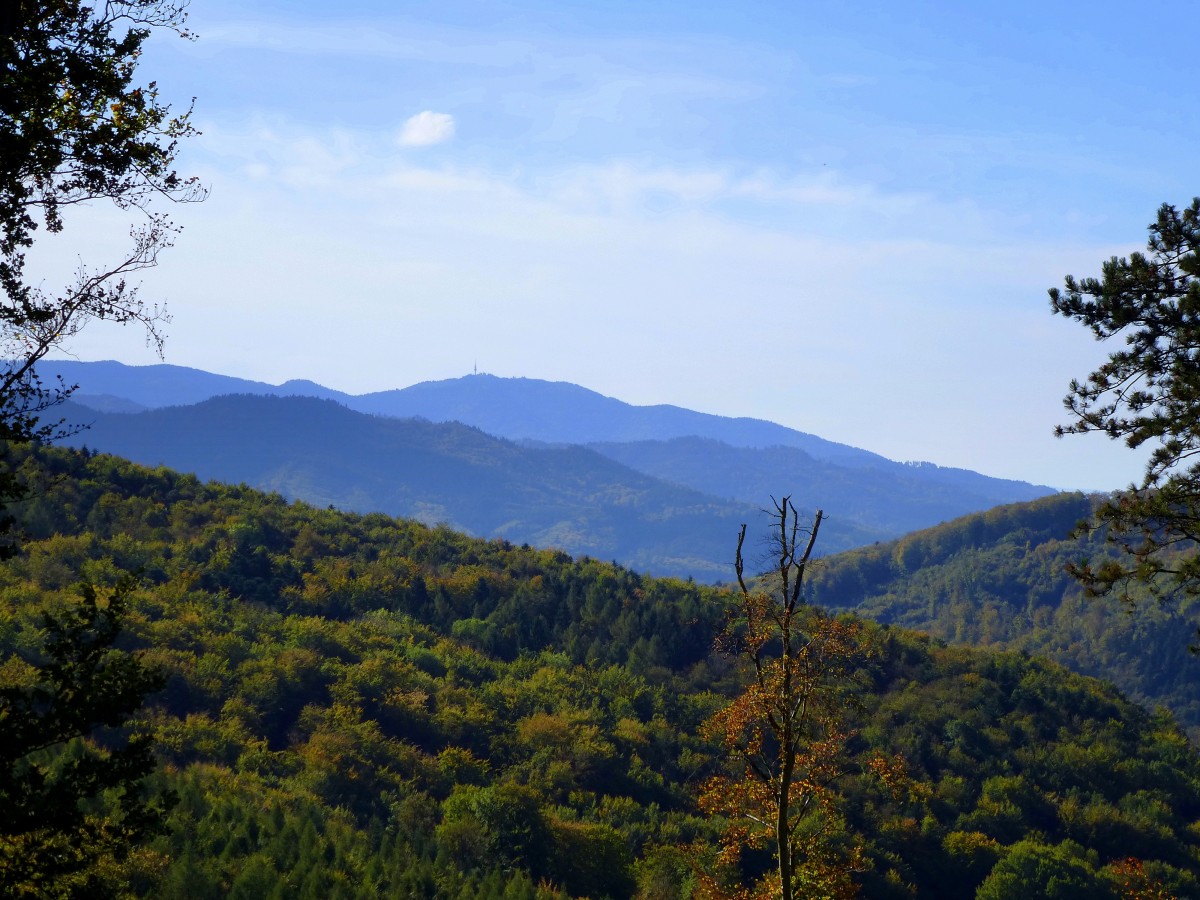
[0,579,172,898]
[1051,198,1200,608]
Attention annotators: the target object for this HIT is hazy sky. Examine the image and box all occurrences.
[35,0,1198,490]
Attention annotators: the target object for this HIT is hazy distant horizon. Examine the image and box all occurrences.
[33,0,1189,492]
[45,356,1121,493]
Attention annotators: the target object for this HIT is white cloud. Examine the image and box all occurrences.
[397,111,456,147]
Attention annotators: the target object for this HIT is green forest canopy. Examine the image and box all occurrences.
[1,445,1199,897]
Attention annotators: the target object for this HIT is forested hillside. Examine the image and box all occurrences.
[810,492,1200,734]
[3,446,1200,897]
[54,394,884,580]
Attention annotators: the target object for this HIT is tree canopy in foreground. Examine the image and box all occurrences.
[1052,198,1200,609]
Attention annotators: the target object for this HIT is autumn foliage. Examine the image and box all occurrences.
[695,498,872,900]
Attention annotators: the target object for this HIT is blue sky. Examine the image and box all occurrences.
[37,0,1199,490]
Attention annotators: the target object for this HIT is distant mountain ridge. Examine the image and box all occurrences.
[40,360,1060,580]
[38,360,894,467]
[587,437,1050,536]
[355,374,887,467]
[41,359,1057,481]
[38,360,350,408]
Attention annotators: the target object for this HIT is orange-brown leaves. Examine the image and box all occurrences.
[1108,858,1178,900]
[695,499,873,899]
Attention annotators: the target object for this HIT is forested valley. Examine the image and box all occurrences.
[3,444,1200,898]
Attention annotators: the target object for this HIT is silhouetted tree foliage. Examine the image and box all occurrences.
[1052,198,1200,615]
[0,0,202,524]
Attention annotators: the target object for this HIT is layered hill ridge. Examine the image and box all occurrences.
[355,374,881,466]
[42,360,1058,581]
[588,436,1051,537]
[37,360,883,463]
[39,360,1057,490]
[60,394,888,581]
